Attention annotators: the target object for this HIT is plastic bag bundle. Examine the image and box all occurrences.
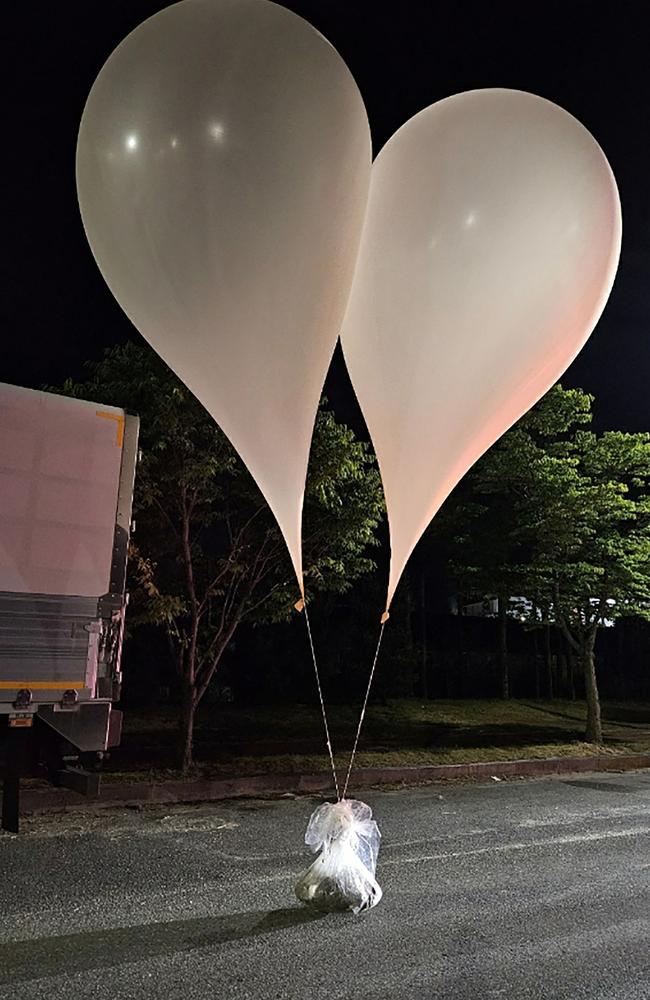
[295,799,382,913]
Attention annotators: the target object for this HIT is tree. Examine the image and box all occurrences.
[436,386,650,741]
[58,343,384,771]
[432,489,522,699]
[526,422,650,741]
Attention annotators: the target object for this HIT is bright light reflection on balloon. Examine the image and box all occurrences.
[125,134,138,151]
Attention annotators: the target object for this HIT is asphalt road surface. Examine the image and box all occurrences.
[1,771,649,999]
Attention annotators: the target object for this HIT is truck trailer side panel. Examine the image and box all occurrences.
[0,383,125,598]
[0,382,138,721]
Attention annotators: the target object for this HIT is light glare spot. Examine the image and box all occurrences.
[125,134,138,151]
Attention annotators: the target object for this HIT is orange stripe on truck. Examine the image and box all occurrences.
[96,410,125,447]
[0,681,86,690]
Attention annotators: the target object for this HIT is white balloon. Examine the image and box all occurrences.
[340,89,621,613]
[77,0,371,593]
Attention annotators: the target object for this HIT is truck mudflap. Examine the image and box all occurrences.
[37,701,112,752]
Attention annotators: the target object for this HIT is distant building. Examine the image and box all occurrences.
[461,595,615,627]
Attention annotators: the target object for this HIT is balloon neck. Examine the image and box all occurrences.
[295,597,305,613]
[380,610,390,625]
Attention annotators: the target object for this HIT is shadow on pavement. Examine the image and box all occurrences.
[562,779,638,794]
[0,905,329,985]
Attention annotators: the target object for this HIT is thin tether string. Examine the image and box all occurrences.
[341,621,386,801]
[303,602,340,801]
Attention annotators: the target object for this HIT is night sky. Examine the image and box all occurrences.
[4,0,649,434]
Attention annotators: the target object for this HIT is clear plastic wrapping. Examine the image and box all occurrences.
[295,799,382,913]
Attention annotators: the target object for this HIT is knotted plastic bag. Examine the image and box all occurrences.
[295,799,382,913]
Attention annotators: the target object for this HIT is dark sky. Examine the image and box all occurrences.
[4,0,649,433]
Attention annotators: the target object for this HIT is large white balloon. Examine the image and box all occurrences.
[340,89,621,614]
[76,0,371,593]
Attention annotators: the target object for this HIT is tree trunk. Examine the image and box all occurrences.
[544,624,552,699]
[531,627,539,700]
[583,638,602,744]
[175,621,239,773]
[421,572,429,699]
[179,504,200,775]
[179,685,196,774]
[498,597,509,699]
[403,572,416,697]
[457,610,465,696]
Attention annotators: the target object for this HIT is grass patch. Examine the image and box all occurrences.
[101,740,647,784]
[103,698,650,782]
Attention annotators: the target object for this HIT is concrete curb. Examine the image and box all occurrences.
[11,753,650,815]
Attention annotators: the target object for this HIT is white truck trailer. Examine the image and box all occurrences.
[0,382,139,830]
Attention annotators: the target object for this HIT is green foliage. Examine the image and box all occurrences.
[431,384,650,742]
[55,342,384,719]
[436,385,650,634]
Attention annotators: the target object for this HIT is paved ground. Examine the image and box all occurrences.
[1,771,649,999]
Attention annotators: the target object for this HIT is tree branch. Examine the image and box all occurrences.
[552,581,582,653]
[194,621,238,706]
[152,495,180,540]
[180,498,199,690]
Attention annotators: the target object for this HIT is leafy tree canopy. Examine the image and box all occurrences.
[56,341,385,768]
